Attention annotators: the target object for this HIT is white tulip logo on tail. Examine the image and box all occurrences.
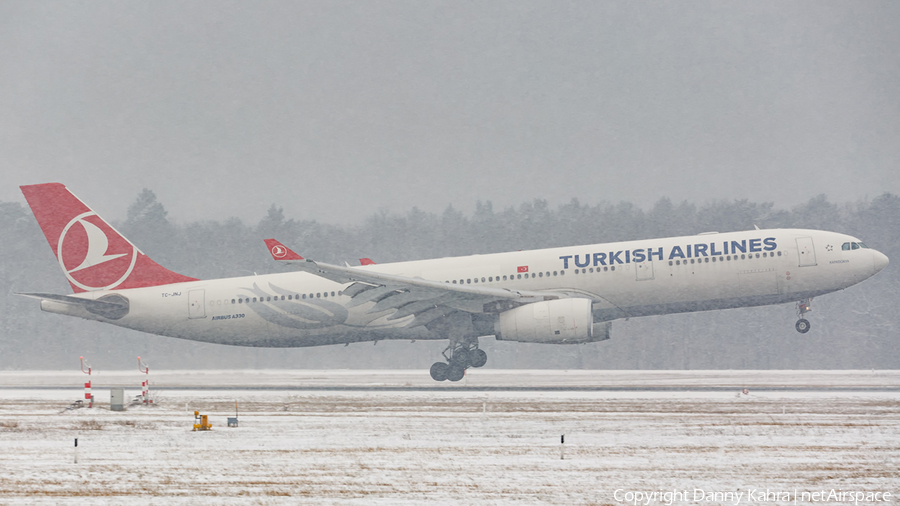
[58,212,138,291]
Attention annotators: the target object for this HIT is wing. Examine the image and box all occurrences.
[263,239,561,328]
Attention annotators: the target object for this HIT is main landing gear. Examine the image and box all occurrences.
[795,298,812,334]
[430,342,487,382]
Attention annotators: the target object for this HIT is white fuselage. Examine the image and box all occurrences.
[42,229,887,347]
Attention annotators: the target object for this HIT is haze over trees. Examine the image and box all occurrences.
[2,191,897,370]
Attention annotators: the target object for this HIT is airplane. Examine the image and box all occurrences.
[18,183,889,381]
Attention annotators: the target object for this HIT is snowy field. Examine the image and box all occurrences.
[1,371,898,505]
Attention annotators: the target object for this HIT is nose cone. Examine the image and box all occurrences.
[873,250,889,274]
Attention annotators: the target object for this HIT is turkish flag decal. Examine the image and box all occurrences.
[517,266,529,273]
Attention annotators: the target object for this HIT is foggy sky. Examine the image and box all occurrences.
[2,1,899,225]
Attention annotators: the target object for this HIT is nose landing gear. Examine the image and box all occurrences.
[795,299,812,333]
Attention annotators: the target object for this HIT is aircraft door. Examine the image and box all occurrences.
[635,261,654,281]
[188,289,206,319]
[796,237,817,267]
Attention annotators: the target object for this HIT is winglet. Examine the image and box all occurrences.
[264,239,304,261]
[359,258,376,266]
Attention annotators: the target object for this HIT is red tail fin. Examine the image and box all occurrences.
[20,183,198,293]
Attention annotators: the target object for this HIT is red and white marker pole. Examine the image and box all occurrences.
[80,356,92,408]
[138,356,151,404]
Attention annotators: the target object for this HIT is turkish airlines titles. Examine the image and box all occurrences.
[558,237,778,269]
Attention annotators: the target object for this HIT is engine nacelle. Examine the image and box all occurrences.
[495,298,608,344]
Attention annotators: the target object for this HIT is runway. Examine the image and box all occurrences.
[2,369,900,390]
[1,371,898,504]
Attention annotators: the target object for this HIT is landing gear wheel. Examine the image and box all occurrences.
[451,348,469,367]
[430,362,449,381]
[795,319,811,334]
[470,349,487,368]
[446,363,465,382]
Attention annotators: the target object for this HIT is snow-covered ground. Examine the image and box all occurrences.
[0,372,898,504]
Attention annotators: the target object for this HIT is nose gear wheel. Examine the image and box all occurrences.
[795,298,812,333]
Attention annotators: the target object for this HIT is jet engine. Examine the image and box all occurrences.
[494,298,610,344]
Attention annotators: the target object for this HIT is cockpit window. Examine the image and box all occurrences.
[858,242,868,248]
[842,243,850,251]
[851,243,860,250]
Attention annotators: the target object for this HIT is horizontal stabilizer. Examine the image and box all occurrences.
[16,292,130,319]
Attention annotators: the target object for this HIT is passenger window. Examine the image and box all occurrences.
[560,270,564,276]
[777,251,782,256]
[690,259,695,264]
[481,277,486,282]
[539,272,543,278]
[611,266,615,271]
[302,294,307,299]
[553,271,558,276]
[232,299,236,304]
[331,291,335,297]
